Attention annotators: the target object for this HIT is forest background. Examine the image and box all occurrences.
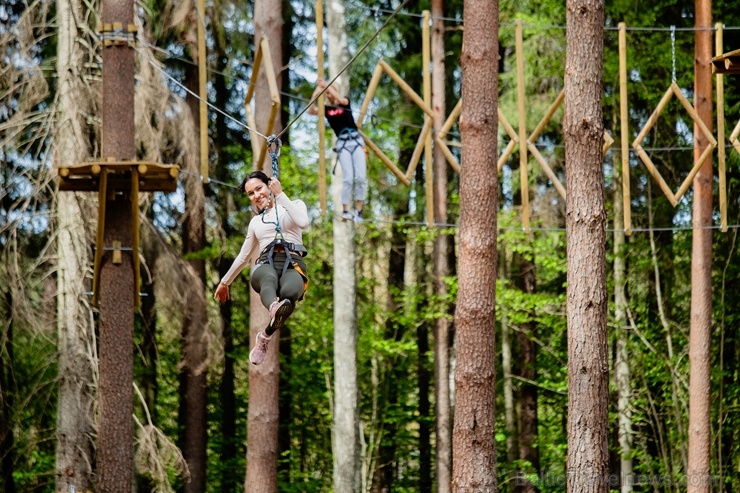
[2,0,740,491]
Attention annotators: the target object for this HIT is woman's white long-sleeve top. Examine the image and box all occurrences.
[220,192,309,286]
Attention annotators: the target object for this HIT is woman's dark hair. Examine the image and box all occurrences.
[239,170,270,194]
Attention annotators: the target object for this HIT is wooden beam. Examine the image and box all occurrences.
[716,23,727,232]
[423,10,433,226]
[516,19,530,232]
[619,22,631,235]
[197,0,208,184]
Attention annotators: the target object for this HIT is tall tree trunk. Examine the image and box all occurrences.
[613,155,632,493]
[564,1,608,493]
[179,30,209,491]
[452,0,499,490]
[54,1,96,490]
[327,1,361,491]
[512,252,539,493]
[688,1,713,491]
[431,0,453,490]
[210,7,240,489]
[246,1,283,491]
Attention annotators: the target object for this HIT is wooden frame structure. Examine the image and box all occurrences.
[311,16,735,232]
[58,160,179,306]
[355,60,435,187]
[244,37,281,169]
[631,82,717,207]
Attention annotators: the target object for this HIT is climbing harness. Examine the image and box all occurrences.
[332,128,368,175]
[256,135,310,299]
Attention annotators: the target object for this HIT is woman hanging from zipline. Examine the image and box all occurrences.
[214,170,309,365]
[309,78,367,224]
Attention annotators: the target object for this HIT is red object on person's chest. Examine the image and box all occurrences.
[327,107,344,117]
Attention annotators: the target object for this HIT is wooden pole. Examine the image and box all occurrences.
[317,0,327,214]
[197,0,208,183]
[98,0,135,490]
[716,22,727,232]
[516,20,530,231]
[423,11,434,226]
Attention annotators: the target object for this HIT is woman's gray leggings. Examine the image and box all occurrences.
[251,253,307,312]
[336,133,368,205]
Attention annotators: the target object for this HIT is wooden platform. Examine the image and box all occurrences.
[713,48,740,75]
[57,160,179,307]
[58,160,179,192]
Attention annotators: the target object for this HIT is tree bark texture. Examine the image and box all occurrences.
[246,2,283,491]
[688,1,713,492]
[452,0,499,490]
[564,0,609,492]
[54,0,96,490]
[327,1,361,491]
[97,0,136,490]
[180,31,209,493]
[431,0,453,490]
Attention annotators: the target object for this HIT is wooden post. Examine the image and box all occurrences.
[423,11,433,226]
[317,0,327,214]
[516,20,530,231]
[197,0,208,184]
[619,23,631,235]
[716,22,727,232]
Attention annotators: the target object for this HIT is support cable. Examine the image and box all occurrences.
[136,46,268,139]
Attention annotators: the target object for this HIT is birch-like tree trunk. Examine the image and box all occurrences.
[54,0,96,489]
[688,2,713,492]
[245,1,283,491]
[613,158,632,493]
[452,0,499,490]
[327,1,361,491]
[564,0,608,492]
[431,0,453,490]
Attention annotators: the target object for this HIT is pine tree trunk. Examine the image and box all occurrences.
[54,0,96,490]
[431,0,453,490]
[688,2,713,491]
[246,2,284,491]
[178,34,209,490]
[564,0,608,492]
[452,0,499,490]
[210,9,240,489]
[327,1,361,490]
